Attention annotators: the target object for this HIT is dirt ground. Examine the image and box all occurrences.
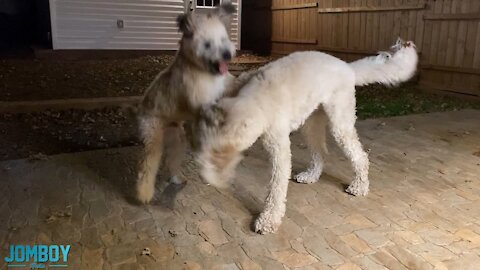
[0,55,173,101]
[0,108,138,161]
[0,53,479,161]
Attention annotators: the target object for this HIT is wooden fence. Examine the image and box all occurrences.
[242,0,480,97]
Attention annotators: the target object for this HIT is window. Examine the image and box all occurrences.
[196,0,221,8]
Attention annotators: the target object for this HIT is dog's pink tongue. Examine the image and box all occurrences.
[219,61,228,74]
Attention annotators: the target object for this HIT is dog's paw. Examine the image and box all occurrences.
[136,180,155,204]
[294,171,320,184]
[254,213,281,234]
[345,181,369,196]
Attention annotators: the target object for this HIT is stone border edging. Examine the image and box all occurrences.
[0,96,142,114]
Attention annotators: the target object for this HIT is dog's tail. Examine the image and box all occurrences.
[349,38,418,86]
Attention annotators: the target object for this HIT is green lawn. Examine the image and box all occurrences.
[356,84,480,119]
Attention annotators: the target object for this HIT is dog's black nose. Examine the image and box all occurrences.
[222,51,232,61]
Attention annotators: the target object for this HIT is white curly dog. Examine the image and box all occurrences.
[196,38,418,234]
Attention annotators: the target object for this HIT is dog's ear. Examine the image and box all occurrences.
[396,37,404,46]
[213,1,236,27]
[176,13,195,38]
[216,1,236,16]
[391,37,404,52]
[404,41,416,48]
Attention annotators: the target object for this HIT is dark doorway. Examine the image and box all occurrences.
[240,0,272,55]
[0,0,52,51]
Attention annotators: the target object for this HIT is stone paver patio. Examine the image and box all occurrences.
[1,110,480,269]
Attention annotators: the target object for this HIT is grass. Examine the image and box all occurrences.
[356,84,480,119]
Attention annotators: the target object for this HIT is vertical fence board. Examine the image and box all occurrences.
[468,0,479,92]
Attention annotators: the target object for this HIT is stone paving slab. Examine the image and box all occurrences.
[0,110,479,269]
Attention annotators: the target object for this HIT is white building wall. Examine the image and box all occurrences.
[50,0,241,50]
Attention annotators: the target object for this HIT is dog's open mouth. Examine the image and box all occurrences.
[210,61,229,75]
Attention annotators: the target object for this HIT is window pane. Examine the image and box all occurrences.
[197,0,204,6]
[205,0,212,7]
[214,0,220,6]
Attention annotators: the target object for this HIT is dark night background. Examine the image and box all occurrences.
[0,0,51,50]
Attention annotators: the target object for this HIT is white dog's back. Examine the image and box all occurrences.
[219,51,355,138]
[221,42,418,135]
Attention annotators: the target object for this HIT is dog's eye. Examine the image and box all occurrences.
[204,42,211,49]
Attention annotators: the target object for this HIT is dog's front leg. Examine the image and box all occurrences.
[163,123,187,184]
[136,116,164,204]
[255,132,292,234]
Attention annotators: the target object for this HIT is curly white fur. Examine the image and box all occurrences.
[350,38,418,86]
[197,39,418,234]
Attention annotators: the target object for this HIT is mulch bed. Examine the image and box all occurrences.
[0,55,173,101]
[0,108,137,161]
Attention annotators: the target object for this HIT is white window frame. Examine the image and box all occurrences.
[195,0,222,9]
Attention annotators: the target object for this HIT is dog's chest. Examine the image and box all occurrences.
[185,73,226,109]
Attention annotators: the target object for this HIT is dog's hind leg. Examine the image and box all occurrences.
[163,124,187,184]
[324,93,370,196]
[255,130,291,234]
[136,116,164,204]
[294,109,328,184]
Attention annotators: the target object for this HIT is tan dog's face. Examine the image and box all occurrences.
[177,3,236,75]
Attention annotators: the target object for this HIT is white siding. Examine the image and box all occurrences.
[50,0,241,50]
[50,0,186,50]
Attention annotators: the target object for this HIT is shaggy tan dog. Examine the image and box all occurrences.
[135,3,236,204]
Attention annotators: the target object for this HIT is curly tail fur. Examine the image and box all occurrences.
[349,38,418,86]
